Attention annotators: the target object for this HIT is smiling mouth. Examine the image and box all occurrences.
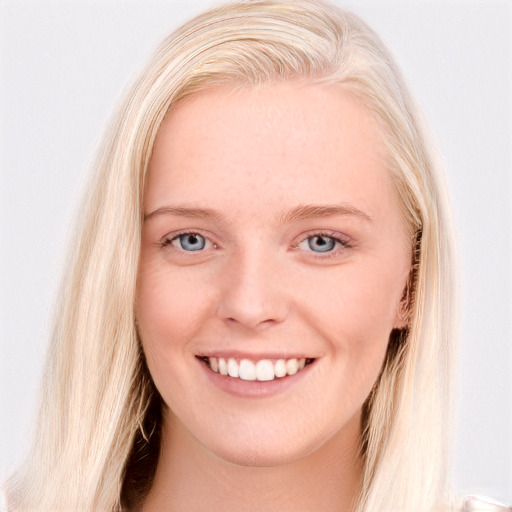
[197,356,315,382]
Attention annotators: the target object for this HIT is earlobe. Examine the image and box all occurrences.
[393,280,412,329]
[394,297,410,329]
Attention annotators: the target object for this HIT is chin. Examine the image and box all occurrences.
[200,422,330,469]
[210,442,308,468]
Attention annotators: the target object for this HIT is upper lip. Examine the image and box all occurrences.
[195,351,317,360]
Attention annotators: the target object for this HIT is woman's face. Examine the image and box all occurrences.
[136,82,411,466]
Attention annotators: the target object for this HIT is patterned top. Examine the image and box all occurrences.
[463,495,512,511]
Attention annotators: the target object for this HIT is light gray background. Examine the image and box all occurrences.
[1,0,511,502]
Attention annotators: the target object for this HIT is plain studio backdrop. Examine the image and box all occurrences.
[0,0,511,503]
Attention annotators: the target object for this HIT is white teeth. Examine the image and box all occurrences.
[227,358,239,378]
[286,358,299,375]
[239,359,256,381]
[206,356,310,381]
[255,360,274,381]
[274,359,287,378]
[218,357,228,375]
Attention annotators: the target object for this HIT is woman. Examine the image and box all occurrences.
[3,1,509,511]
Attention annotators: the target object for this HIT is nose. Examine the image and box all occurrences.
[216,246,289,330]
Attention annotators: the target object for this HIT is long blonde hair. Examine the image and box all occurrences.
[6,1,457,511]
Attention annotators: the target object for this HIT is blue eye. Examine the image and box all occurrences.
[306,235,336,252]
[297,234,347,254]
[172,233,206,251]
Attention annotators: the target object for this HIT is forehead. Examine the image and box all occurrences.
[145,82,394,223]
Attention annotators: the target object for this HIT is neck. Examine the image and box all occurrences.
[141,408,364,512]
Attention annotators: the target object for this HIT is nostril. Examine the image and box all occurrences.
[223,315,283,330]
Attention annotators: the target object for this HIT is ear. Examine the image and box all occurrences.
[393,282,411,329]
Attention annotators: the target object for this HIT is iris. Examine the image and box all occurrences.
[308,235,335,252]
[176,233,206,251]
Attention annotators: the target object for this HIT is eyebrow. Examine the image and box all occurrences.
[280,203,372,224]
[144,203,372,224]
[144,206,223,222]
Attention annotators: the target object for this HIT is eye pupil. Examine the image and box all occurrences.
[179,233,206,251]
[308,235,335,252]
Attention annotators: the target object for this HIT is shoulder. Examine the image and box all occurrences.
[462,495,512,511]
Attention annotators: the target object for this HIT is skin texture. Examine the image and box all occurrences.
[135,82,412,512]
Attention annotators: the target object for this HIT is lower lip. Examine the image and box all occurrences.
[198,359,314,398]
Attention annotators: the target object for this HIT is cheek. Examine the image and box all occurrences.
[293,258,406,398]
[300,262,404,346]
[135,262,215,405]
[135,260,214,348]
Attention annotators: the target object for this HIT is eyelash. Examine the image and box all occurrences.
[158,230,352,257]
[158,230,215,251]
[294,231,353,257]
